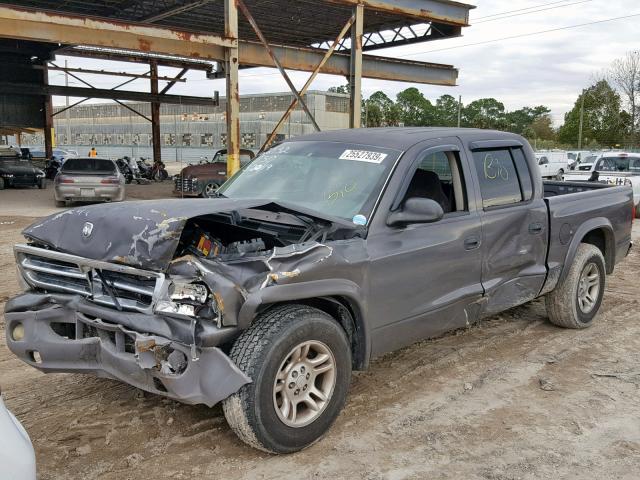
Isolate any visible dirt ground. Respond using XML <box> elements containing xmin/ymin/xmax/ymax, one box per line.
<box><xmin>1</xmin><ymin>184</ymin><xmax>639</xmax><ymax>480</ymax></box>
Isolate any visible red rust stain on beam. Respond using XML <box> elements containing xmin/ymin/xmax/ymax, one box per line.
<box><xmin>138</xmin><ymin>39</ymin><xmax>152</xmax><ymax>51</ymax></box>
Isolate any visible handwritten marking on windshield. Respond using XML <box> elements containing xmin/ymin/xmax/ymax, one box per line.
<box><xmin>327</xmin><ymin>182</ymin><xmax>358</xmax><ymax>203</ymax></box>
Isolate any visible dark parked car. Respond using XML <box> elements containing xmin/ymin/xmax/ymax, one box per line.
<box><xmin>174</xmin><ymin>148</ymin><xmax>255</xmax><ymax>197</ymax></box>
<box><xmin>5</xmin><ymin>128</ymin><xmax>633</xmax><ymax>454</ymax></box>
<box><xmin>0</xmin><ymin>146</ymin><xmax>45</xmax><ymax>190</ymax></box>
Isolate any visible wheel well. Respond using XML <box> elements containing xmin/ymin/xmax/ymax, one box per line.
<box><xmin>581</xmin><ymin>228</ymin><xmax>614</xmax><ymax>274</ymax></box>
<box><xmin>260</xmin><ymin>297</ymin><xmax>368</xmax><ymax>371</ymax></box>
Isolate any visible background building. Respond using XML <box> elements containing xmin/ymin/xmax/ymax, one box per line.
<box><xmin>21</xmin><ymin>91</ymin><xmax>350</xmax><ymax>162</ymax></box>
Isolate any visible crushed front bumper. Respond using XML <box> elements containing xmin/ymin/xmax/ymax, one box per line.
<box><xmin>4</xmin><ymin>293</ymin><xmax>250</xmax><ymax>407</ymax></box>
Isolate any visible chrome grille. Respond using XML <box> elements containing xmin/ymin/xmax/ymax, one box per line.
<box><xmin>15</xmin><ymin>244</ymin><xmax>167</xmax><ymax>314</ymax></box>
<box><xmin>174</xmin><ymin>174</ymin><xmax>197</xmax><ymax>193</ymax></box>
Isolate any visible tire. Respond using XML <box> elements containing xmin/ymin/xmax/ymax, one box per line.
<box><xmin>201</xmin><ymin>182</ymin><xmax>218</xmax><ymax>198</ymax></box>
<box><xmin>0</xmin><ymin>177</ymin><xmax>4</xmax><ymax>190</ymax></box>
<box><xmin>545</xmin><ymin>243</ymin><xmax>606</xmax><ymax>329</ymax></box>
<box><xmin>55</xmin><ymin>200</ymin><xmax>65</xmax><ymax>207</ymax></box>
<box><xmin>556</xmin><ymin>169</ymin><xmax>564</xmax><ymax>181</ymax></box>
<box><xmin>38</xmin><ymin>178</ymin><xmax>46</xmax><ymax>189</ymax></box>
<box><xmin>223</xmin><ymin>305</ymin><xmax>352</xmax><ymax>454</ymax></box>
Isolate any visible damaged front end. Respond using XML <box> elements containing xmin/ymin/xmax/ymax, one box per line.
<box><xmin>5</xmin><ymin>199</ymin><xmax>359</xmax><ymax>407</ymax></box>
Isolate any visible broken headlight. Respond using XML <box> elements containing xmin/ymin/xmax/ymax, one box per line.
<box><xmin>155</xmin><ymin>281</ymin><xmax>209</xmax><ymax>317</ymax></box>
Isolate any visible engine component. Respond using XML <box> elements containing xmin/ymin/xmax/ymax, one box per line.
<box><xmin>226</xmin><ymin>238</ymin><xmax>266</xmax><ymax>255</ymax></box>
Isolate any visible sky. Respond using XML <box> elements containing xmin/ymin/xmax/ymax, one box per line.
<box><xmin>50</xmin><ymin>0</ymin><xmax>640</xmax><ymax>126</ymax></box>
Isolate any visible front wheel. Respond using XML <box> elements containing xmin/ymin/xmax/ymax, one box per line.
<box><xmin>201</xmin><ymin>182</ymin><xmax>218</xmax><ymax>198</ymax></box>
<box><xmin>545</xmin><ymin>243</ymin><xmax>605</xmax><ymax>328</ymax></box>
<box><xmin>223</xmin><ymin>305</ymin><xmax>351</xmax><ymax>453</ymax></box>
<box><xmin>556</xmin><ymin>169</ymin><xmax>564</xmax><ymax>181</ymax></box>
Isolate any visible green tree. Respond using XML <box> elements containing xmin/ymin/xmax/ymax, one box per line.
<box><xmin>328</xmin><ymin>84</ymin><xmax>350</xmax><ymax>94</ymax></box>
<box><xmin>462</xmin><ymin>98</ymin><xmax>507</xmax><ymax>129</ymax></box>
<box><xmin>505</xmin><ymin>105</ymin><xmax>551</xmax><ymax>135</ymax></box>
<box><xmin>364</xmin><ymin>91</ymin><xmax>394</xmax><ymax>127</ymax></box>
<box><xmin>433</xmin><ymin>94</ymin><xmax>460</xmax><ymax>127</ymax></box>
<box><xmin>396</xmin><ymin>87</ymin><xmax>435</xmax><ymax>126</ymax></box>
<box><xmin>526</xmin><ymin>115</ymin><xmax>556</xmax><ymax>142</ymax></box>
<box><xmin>558</xmin><ymin>80</ymin><xmax>627</xmax><ymax>147</ymax></box>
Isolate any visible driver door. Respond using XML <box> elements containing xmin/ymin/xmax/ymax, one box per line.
<box><xmin>366</xmin><ymin>141</ymin><xmax>484</xmax><ymax>357</ymax></box>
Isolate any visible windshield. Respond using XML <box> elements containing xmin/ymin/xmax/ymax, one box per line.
<box><xmin>62</xmin><ymin>158</ymin><xmax>116</xmax><ymax>174</ymax></box>
<box><xmin>218</xmin><ymin>141</ymin><xmax>401</xmax><ymax>221</ymax></box>
<box><xmin>595</xmin><ymin>156</ymin><xmax>640</xmax><ymax>173</ymax></box>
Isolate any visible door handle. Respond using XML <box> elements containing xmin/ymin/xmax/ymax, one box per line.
<box><xmin>464</xmin><ymin>236</ymin><xmax>481</xmax><ymax>250</ymax></box>
<box><xmin>529</xmin><ymin>222</ymin><xmax>544</xmax><ymax>234</ymax></box>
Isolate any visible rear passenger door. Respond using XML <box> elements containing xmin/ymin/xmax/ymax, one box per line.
<box><xmin>469</xmin><ymin>144</ymin><xmax>548</xmax><ymax>316</ymax></box>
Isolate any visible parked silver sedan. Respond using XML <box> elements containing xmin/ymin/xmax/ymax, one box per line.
<box><xmin>54</xmin><ymin>157</ymin><xmax>125</xmax><ymax>207</ymax></box>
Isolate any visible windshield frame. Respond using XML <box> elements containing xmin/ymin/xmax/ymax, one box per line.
<box><xmin>218</xmin><ymin>140</ymin><xmax>404</xmax><ymax>224</ymax></box>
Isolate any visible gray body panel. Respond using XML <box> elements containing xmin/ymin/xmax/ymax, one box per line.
<box><xmin>5</xmin><ymin>128</ymin><xmax>634</xmax><ymax>407</ymax></box>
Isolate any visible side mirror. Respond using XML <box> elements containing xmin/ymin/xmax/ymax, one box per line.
<box><xmin>387</xmin><ymin>197</ymin><xmax>444</xmax><ymax>227</ymax></box>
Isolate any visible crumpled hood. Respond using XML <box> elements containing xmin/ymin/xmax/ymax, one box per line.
<box><xmin>22</xmin><ymin>198</ymin><xmax>268</xmax><ymax>271</ymax></box>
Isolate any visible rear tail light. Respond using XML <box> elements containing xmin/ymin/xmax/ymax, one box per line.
<box><xmin>100</xmin><ymin>177</ymin><xmax>120</xmax><ymax>184</ymax></box>
<box><xmin>56</xmin><ymin>176</ymin><xmax>74</xmax><ymax>184</ymax></box>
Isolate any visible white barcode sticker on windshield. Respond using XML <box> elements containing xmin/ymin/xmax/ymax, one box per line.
<box><xmin>339</xmin><ymin>149</ymin><xmax>388</xmax><ymax>164</ymax></box>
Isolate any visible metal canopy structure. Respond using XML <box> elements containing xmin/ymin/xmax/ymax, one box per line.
<box><xmin>0</xmin><ymin>0</ymin><xmax>474</xmax><ymax>174</ymax></box>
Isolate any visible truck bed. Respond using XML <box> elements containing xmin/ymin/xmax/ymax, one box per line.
<box><xmin>542</xmin><ymin>180</ymin><xmax>633</xmax><ymax>289</ymax></box>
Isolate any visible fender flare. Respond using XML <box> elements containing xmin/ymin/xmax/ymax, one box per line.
<box><xmin>237</xmin><ymin>279</ymin><xmax>370</xmax><ymax>368</ymax></box>
<box><xmin>559</xmin><ymin>217</ymin><xmax>615</xmax><ymax>283</ymax></box>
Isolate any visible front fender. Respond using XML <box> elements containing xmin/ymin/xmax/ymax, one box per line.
<box><xmin>237</xmin><ymin>279</ymin><xmax>370</xmax><ymax>365</ymax></box>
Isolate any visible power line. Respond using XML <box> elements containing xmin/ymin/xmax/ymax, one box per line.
<box><xmin>400</xmin><ymin>12</ymin><xmax>640</xmax><ymax>58</ymax></box>
<box><xmin>474</xmin><ymin>0</ymin><xmax>594</xmax><ymax>24</ymax></box>
<box><xmin>474</xmin><ymin>0</ymin><xmax>584</xmax><ymax>20</ymax></box>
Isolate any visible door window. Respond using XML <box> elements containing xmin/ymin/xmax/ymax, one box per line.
<box><xmin>472</xmin><ymin>149</ymin><xmax>524</xmax><ymax>208</ymax></box>
<box><xmin>401</xmin><ymin>150</ymin><xmax>467</xmax><ymax>214</ymax></box>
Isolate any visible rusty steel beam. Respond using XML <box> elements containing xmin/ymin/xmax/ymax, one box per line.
<box><xmin>349</xmin><ymin>4</ymin><xmax>364</xmax><ymax>129</ymax></box>
<box><xmin>0</xmin><ymin>5</ymin><xmax>458</xmax><ymax>86</ymax></box>
<box><xmin>0</xmin><ymin>82</ymin><xmax>219</xmax><ymax>106</ymax></box>
<box><xmin>239</xmin><ymin>41</ymin><xmax>458</xmax><ymax>85</ymax></box>
<box><xmin>225</xmin><ymin>0</ymin><xmax>241</xmax><ymax>177</ymax></box>
<box><xmin>324</xmin><ymin>0</ymin><xmax>473</xmax><ymax>26</ymax></box>
<box><xmin>38</xmin><ymin>65</ymin><xmax>187</xmax><ymax>83</ymax></box>
<box><xmin>160</xmin><ymin>68</ymin><xmax>188</xmax><ymax>95</ymax></box>
<box><xmin>260</xmin><ymin>14</ymin><xmax>356</xmax><ymax>153</ymax></box>
<box><xmin>0</xmin><ymin>5</ymin><xmax>231</xmax><ymax>59</ymax></box>
<box><xmin>43</xmin><ymin>64</ymin><xmax>53</xmax><ymax>159</ymax></box>
<box><xmin>237</xmin><ymin>0</ymin><xmax>320</xmax><ymax>132</ymax></box>
<box><xmin>150</xmin><ymin>60</ymin><xmax>162</xmax><ymax>165</ymax></box>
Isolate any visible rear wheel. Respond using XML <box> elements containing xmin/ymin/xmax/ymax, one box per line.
<box><xmin>223</xmin><ymin>305</ymin><xmax>351</xmax><ymax>453</ymax></box>
<box><xmin>55</xmin><ymin>200</ymin><xmax>65</xmax><ymax>207</ymax></box>
<box><xmin>38</xmin><ymin>178</ymin><xmax>46</xmax><ymax>189</ymax></box>
<box><xmin>556</xmin><ymin>169</ymin><xmax>564</xmax><ymax>181</ymax></box>
<box><xmin>545</xmin><ymin>243</ymin><xmax>605</xmax><ymax>328</ymax></box>
<box><xmin>0</xmin><ymin>177</ymin><xmax>4</xmax><ymax>190</ymax></box>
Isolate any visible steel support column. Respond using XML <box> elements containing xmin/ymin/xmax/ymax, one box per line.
<box><xmin>150</xmin><ymin>60</ymin><xmax>161</xmax><ymax>166</ymax></box>
<box><xmin>43</xmin><ymin>63</ymin><xmax>53</xmax><ymax>158</ymax></box>
<box><xmin>349</xmin><ymin>4</ymin><xmax>364</xmax><ymax>129</ymax></box>
<box><xmin>260</xmin><ymin>14</ymin><xmax>356</xmax><ymax>153</ymax></box>
<box><xmin>225</xmin><ymin>0</ymin><xmax>241</xmax><ymax>177</ymax></box>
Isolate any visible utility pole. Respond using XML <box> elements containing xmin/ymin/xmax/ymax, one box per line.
<box><xmin>578</xmin><ymin>93</ymin><xmax>585</xmax><ymax>149</ymax></box>
<box><xmin>457</xmin><ymin>95</ymin><xmax>462</xmax><ymax>128</ymax></box>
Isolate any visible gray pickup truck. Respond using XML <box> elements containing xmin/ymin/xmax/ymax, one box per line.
<box><xmin>5</xmin><ymin>128</ymin><xmax>633</xmax><ymax>453</ymax></box>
